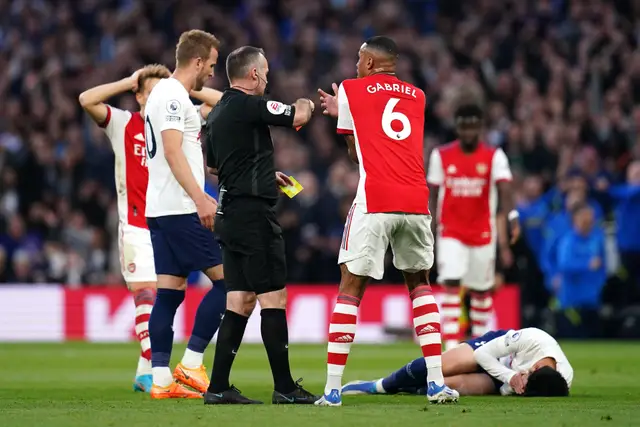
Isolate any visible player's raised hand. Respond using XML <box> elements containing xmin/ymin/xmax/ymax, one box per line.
<box><xmin>275</xmin><ymin>171</ymin><xmax>293</xmax><ymax>188</ymax></box>
<box><xmin>196</xmin><ymin>196</ymin><xmax>217</xmax><ymax>230</ymax></box>
<box><xmin>129</xmin><ymin>69</ymin><xmax>143</xmax><ymax>92</ymax></box>
<box><xmin>318</xmin><ymin>83</ymin><xmax>339</xmax><ymax>119</ymax></box>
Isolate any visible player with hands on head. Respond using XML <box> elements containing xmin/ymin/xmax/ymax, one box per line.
<box><xmin>342</xmin><ymin>327</ymin><xmax>572</xmax><ymax>398</ymax></box>
<box><xmin>315</xmin><ymin>36</ymin><xmax>459</xmax><ymax>407</ymax></box>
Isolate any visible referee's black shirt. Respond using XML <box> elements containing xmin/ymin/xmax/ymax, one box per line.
<box><xmin>204</xmin><ymin>88</ymin><xmax>296</xmax><ymax>203</ymax></box>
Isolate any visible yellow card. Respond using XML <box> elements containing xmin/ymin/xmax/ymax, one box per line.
<box><xmin>280</xmin><ymin>176</ymin><xmax>304</xmax><ymax>198</ymax></box>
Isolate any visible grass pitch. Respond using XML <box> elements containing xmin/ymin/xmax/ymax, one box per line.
<box><xmin>0</xmin><ymin>341</ymin><xmax>638</xmax><ymax>427</ymax></box>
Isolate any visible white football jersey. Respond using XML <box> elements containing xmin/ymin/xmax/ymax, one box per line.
<box><xmin>473</xmin><ymin>328</ymin><xmax>573</xmax><ymax>395</ymax></box>
<box><xmin>144</xmin><ymin>78</ymin><xmax>204</xmax><ymax>217</ymax></box>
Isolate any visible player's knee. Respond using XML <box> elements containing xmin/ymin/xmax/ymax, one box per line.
<box><xmin>227</xmin><ymin>291</ymin><xmax>256</xmax><ymax>316</ymax></box>
<box><xmin>257</xmin><ymin>288</ymin><xmax>287</xmax><ymax>310</ymax></box>
<box><xmin>204</xmin><ymin>264</ymin><xmax>224</xmax><ymax>281</ymax></box>
<box><xmin>402</xmin><ymin>270</ymin><xmax>428</xmax><ymax>290</ymax></box>
<box><xmin>339</xmin><ymin>264</ymin><xmax>368</xmax><ymax>299</ymax></box>
<box><xmin>128</xmin><ymin>281</ymin><xmax>156</xmax><ymax>292</ymax></box>
<box><xmin>157</xmin><ymin>274</ymin><xmax>187</xmax><ymax>290</ymax></box>
<box><xmin>443</xmin><ymin>279</ymin><xmax>462</xmax><ymax>287</ymax></box>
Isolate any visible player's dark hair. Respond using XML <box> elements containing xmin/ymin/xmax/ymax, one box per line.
<box><xmin>454</xmin><ymin>104</ymin><xmax>484</xmax><ymax>120</ymax></box>
<box><xmin>523</xmin><ymin>366</ymin><xmax>569</xmax><ymax>397</ymax></box>
<box><xmin>226</xmin><ymin>46</ymin><xmax>266</xmax><ymax>82</ymax></box>
<box><xmin>364</xmin><ymin>36</ymin><xmax>399</xmax><ymax>59</ymax></box>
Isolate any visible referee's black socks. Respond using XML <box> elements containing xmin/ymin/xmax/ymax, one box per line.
<box><xmin>208</xmin><ymin>310</ymin><xmax>248</xmax><ymax>393</ymax></box>
<box><xmin>261</xmin><ymin>308</ymin><xmax>297</xmax><ymax>394</ymax></box>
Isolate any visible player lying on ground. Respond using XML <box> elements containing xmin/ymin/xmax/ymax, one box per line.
<box><xmin>315</xmin><ymin>36</ymin><xmax>458</xmax><ymax>406</ymax></box>
<box><xmin>342</xmin><ymin>327</ymin><xmax>573</xmax><ymax>397</ymax></box>
<box><xmin>427</xmin><ymin>100</ymin><xmax>520</xmax><ymax>351</ymax></box>
<box><xmin>79</xmin><ymin>64</ymin><xmax>225</xmax><ymax>394</ymax></box>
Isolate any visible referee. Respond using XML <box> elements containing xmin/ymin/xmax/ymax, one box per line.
<box><xmin>203</xmin><ymin>46</ymin><xmax>317</xmax><ymax>405</ymax></box>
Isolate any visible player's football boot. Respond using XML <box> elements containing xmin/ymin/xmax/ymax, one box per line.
<box><xmin>173</xmin><ymin>363</ymin><xmax>209</xmax><ymax>393</ymax></box>
<box><xmin>341</xmin><ymin>380</ymin><xmax>380</xmax><ymax>395</ymax></box>
<box><xmin>272</xmin><ymin>378</ymin><xmax>320</xmax><ymax>404</ymax></box>
<box><xmin>426</xmin><ymin>381</ymin><xmax>459</xmax><ymax>404</ymax></box>
<box><xmin>314</xmin><ymin>389</ymin><xmax>342</xmax><ymax>407</ymax></box>
<box><xmin>204</xmin><ymin>385</ymin><xmax>263</xmax><ymax>405</ymax></box>
<box><xmin>150</xmin><ymin>382</ymin><xmax>202</xmax><ymax>399</ymax></box>
<box><xmin>133</xmin><ymin>374</ymin><xmax>153</xmax><ymax>393</ymax></box>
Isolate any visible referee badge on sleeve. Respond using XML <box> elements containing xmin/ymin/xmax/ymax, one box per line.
<box><xmin>267</xmin><ymin>101</ymin><xmax>286</xmax><ymax>115</ymax></box>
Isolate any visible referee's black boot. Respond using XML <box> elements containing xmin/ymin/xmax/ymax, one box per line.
<box><xmin>204</xmin><ymin>385</ymin><xmax>263</xmax><ymax>405</ymax></box>
<box><xmin>272</xmin><ymin>378</ymin><xmax>320</xmax><ymax>404</ymax></box>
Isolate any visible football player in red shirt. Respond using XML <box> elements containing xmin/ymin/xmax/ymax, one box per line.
<box><xmin>427</xmin><ymin>101</ymin><xmax>520</xmax><ymax>350</ymax></box>
<box><xmin>315</xmin><ymin>36</ymin><xmax>458</xmax><ymax>406</ymax></box>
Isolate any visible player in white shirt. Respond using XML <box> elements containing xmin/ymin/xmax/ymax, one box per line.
<box><xmin>342</xmin><ymin>327</ymin><xmax>572</xmax><ymax>397</ymax></box>
<box><xmin>143</xmin><ymin>30</ymin><xmax>226</xmax><ymax>399</ymax></box>
<box><xmin>79</xmin><ymin>64</ymin><xmax>223</xmax><ymax>393</ymax></box>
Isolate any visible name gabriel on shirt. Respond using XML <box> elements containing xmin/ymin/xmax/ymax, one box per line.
<box><xmin>366</xmin><ymin>82</ymin><xmax>417</xmax><ymax>98</ymax></box>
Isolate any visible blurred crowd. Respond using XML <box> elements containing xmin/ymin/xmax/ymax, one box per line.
<box><xmin>2</xmin><ymin>0</ymin><xmax>640</xmax><ymax>335</ymax></box>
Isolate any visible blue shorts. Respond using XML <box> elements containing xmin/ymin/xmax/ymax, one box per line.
<box><xmin>147</xmin><ymin>213</ymin><xmax>222</xmax><ymax>278</ymax></box>
<box><xmin>465</xmin><ymin>329</ymin><xmax>509</xmax><ymax>394</ymax></box>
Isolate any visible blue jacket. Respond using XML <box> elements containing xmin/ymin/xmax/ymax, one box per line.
<box><xmin>517</xmin><ymin>198</ymin><xmax>550</xmax><ymax>265</ymax></box>
<box><xmin>610</xmin><ymin>185</ymin><xmax>640</xmax><ymax>252</ymax></box>
<box><xmin>556</xmin><ymin>228</ymin><xmax>606</xmax><ymax>309</ymax></box>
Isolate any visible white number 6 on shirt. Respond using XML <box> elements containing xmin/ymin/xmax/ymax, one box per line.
<box><xmin>382</xmin><ymin>98</ymin><xmax>411</xmax><ymax>141</ymax></box>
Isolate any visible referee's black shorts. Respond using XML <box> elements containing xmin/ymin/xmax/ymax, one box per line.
<box><xmin>214</xmin><ymin>197</ymin><xmax>286</xmax><ymax>295</ymax></box>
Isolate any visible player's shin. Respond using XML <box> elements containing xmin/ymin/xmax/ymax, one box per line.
<box><xmin>325</xmin><ymin>294</ymin><xmax>360</xmax><ymax>395</ymax></box>
<box><xmin>208</xmin><ymin>310</ymin><xmax>248</xmax><ymax>393</ymax></box>
<box><xmin>469</xmin><ymin>291</ymin><xmax>493</xmax><ymax>338</ymax></box>
<box><xmin>148</xmin><ymin>288</ymin><xmax>185</xmax><ymax>387</ymax></box>
<box><xmin>411</xmin><ymin>285</ymin><xmax>444</xmax><ymax>386</ymax></box>
<box><xmin>182</xmin><ymin>280</ymin><xmax>226</xmax><ymax>368</ymax></box>
<box><xmin>132</xmin><ymin>287</ymin><xmax>155</xmax><ymax>375</ymax></box>
<box><xmin>440</xmin><ymin>286</ymin><xmax>463</xmax><ymax>350</ymax></box>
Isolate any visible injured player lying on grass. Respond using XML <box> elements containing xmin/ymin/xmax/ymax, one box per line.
<box><xmin>343</xmin><ymin>328</ymin><xmax>573</xmax><ymax>397</ymax></box>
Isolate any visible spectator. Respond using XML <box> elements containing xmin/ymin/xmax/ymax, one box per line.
<box><xmin>555</xmin><ymin>203</ymin><xmax>607</xmax><ymax>338</ymax></box>
<box><xmin>610</xmin><ymin>161</ymin><xmax>640</xmax><ymax>303</ymax></box>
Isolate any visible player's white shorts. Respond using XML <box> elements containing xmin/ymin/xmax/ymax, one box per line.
<box><xmin>436</xmin><ymin>237</ymin><xmax>495</xmax><ymax>291</ymax></box>
<box><xmin>118</xmin><ymin>223</ymin><xmax>157</xmax><ymax>284</ymax></box>
<box><xmin>338</xmin><ymin>203</ymin><xmax>434</xmax><ymax>280</ymax></box>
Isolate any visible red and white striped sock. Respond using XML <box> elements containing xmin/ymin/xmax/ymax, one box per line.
<box><xmin>411</xmin><ymin>285</ymin><xmax>444</xmax><ymax>386</ymax></box>
<box><xmin>133</xmin><ymin>287</ymin><xmax>155</xmax><ymax>376</ymax></box>
<box><xmin>440</xmin><ymin>286</ymin><xmax>463</xmax><ymax>350</ymax></box>
<box><xmin>325</xmin><ymin>293</ymin><xmax>360</xmax><ymax>395</ymax></box>
<box><xmin>470</xmin><ymin>291</ymin><xmax>493</xmax><ymax>338</ymax></box>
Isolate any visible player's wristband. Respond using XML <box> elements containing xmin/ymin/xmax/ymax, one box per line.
<box><xmin>508</xmin><ymin>210</ymin><xmax>520</xmax><ymax>222</ymax></box>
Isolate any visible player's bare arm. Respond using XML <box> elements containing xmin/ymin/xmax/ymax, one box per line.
<box><xmin>190</xmin><ymin>87</ymin><xmax>224</xmax><ymax>119</ymax></box>
<box><xmin>497</xmin><ymin>180</ymin><xmax>521</xmax><ymax>244</ymax></box>
<box><xmin>292</xmin><ymin>98</ymin><xmax>314</xmax><ymax>127</ymax></box>
<box><xmin>78</xmin><ymin>69</ymin><xmax>141</xmax><ymax>124</ymax></box>
<box><xmin>344</xmin><ymin>135</ymin><xmax>359</xmax><ymax>164</ymax></box>
<box><xmin>428</xmin><ymin>184</ymin><xmax>439</xmax><ymax>234</ymax></box>
<box><xmin>162</xmin><ymin>129</ymin><xmax>216</xmax><ymax>229</ymax></box>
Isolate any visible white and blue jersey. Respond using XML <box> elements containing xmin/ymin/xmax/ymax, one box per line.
<box><xmin>472</xmin><ymin>328</ymin><xmax>574</xmax><ymax>395</ymax></box>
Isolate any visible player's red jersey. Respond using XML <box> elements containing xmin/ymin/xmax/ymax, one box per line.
<box><xmin>337</xmin><ymin>74</ymin><xmax>429</xmax><ymax>214</ymax></box>
<box><xmin>427</xmin><ymin>141</ymin><xmax>512</xmax><ymax>246</ymax></box>
<box><xmin>100</xmin><ymin>105</ymin><xmax>149</xmax><ymax>229</ymax></box>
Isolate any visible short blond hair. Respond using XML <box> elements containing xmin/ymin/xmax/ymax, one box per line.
<box><xmin>176</xmin><ymin>30</ymin><xmax>221</xmax><ymax>67</ymax></box>
<box><xmin>136</xmin><ymin>64</ymin><xmax>171</xmax><ymax>92</ymax></box>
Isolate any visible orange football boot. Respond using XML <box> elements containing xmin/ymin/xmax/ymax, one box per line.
<box><xmin>150</xmin><ymin>382</ymin><xmax>202</xmax><ymax>399</ymax></box>
<box><xmin>173</xmin><ymin>363</ymin><xmax>210</xmax><ymax>394</ymax></box>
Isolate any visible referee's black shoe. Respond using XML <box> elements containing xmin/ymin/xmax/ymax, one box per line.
<box><xmin>204</xmin><ymin>385</ymin><xmax>263</xmax><ymax>405</ymax></box>
<box><xmin>272</xmin><ymin>378</ymin><xmax>320</xmax><ymax>404</ymax></box>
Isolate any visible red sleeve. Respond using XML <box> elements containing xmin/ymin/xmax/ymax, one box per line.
<box><xmin>337</xmin><ymin>128</ymin><xmax>354</xmax><ymax>135</ymax></box>
<box><xmin>98</xmin><ymin>105</ymin><xmax>112</xmax><ymax>128</ymax></box>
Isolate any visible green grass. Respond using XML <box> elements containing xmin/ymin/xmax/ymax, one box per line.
<box><xmin>0</xmin><ymin>342</ymin><xmax>638</xmax><ymax>427</ymax></box>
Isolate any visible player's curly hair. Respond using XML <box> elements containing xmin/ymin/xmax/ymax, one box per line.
<box><xmin>176</xmin><ymin>30</ymin><xmax>221</xmax><ymax>67</ymax></box>
<box><xmin>136</xmin><ymin>64</ymin><xmax>171</xmax><ymax>93</ymax></box>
